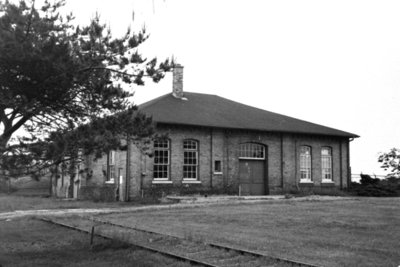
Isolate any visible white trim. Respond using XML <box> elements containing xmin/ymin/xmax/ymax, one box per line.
<box><xmin>152</xmin><ymin>180</ymin><xmax>173</xmax><ymax>184</ymax></box>
<box><xmin>321</xmin><ymin>179</ymin><xmax>335</xmax><ymax>183</ymax></box>
<box><xmin>299</xmin><ymin>179</ymin><xmax>313</xmax><ymax>183</ymax></box>
<box><xmin>238</xmin><ymin>157</ymin><xmax>265</xmax><ymax>160</ymax></box>
<box><xmin>213</xmin><ymin>172</ymin><xmax>223</xmax><ymax>175</ymax></box>
<box><xmin>105</xmin><ymin>179</ymin><xmax>115</xmax><ymax>184</ymax></box>
<box><xmin>182</xmin><ymin>179</ymin><xmax>202</xmax><ymax>184</ymax></box>
<box><xmin>238</xmin><ymin>143</ymin><xmax>265</xmax><ymax>159</ymax></box>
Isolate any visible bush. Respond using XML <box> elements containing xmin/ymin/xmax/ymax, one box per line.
<box><xmin>286</xmin><ymin>187</ymin><xmax>349</xmax><ymax>197</ymax></box>
<box><xmin>360</xmin><ymin>174</ymin><xmax>380</xmax><ymax>185</ymax></box>
<box><xmin>144</xmin><ymin>183</ymin><xmax>238</xmax><ymax>198</ymax></box>
<box><xmin>350</xmin><ymin>174</ymin><xmax>400</xmax><ymax>197</ymax></box>
<box><xmin>79</xmin><ymin>185</ymin><xmax>116</xmax><ymax>202</ymax></box>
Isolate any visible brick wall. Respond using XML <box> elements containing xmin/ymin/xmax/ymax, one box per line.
<box><xmin>81</xmin><ymin>124</ymin><xmax>352</xmax><ymax>199</ymax></box>
<box><xmin>138</xmin><ymin>125</ymin><xmax>351</xmax><ymax>196</ymax></box>
<box><xmin>83</xmin><ymin>154</ymin><xmax>107</xmax><ymax>186</ymax></box>
<box><xmin>281</xmin><ymin>134</ymin><xmax>349</xmax><ymax>193</ymax></box>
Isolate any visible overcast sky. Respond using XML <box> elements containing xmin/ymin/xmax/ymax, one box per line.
<box><xmin>62</xmin><ymin>0</ymin><xmax>400</xmax><ymax>176</ymax></box>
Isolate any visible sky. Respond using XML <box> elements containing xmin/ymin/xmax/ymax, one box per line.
<box><xmin>60</xmin><ymin>0</ymin><xmax>400</xmax><ymax>176</ymax></box>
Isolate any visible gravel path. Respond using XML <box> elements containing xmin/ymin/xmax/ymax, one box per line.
<box><xmin>0</xmin><ymin>195</ymin><xmax>357</xmax><ymax>220</ymax></box>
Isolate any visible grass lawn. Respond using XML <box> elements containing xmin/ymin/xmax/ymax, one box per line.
<box><xmin>98</xmin><ymin>197</ymin><xmax>400</xmax><ymax>267</ymax></box>
<box><xmin>0</xmin><ymin>218</ymin><xmax>192</xmax><ymax>267</ymax></box>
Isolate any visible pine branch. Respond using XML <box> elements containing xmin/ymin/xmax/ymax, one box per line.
<box><xmin>78</xmin><ymin>66</ymin><xmax>151</xmax><ymax>77</ymax></box>
<box><xmin>24</xmin><ymin>0</ymin><xmax>36</xmax><ymax>42</ymax></box>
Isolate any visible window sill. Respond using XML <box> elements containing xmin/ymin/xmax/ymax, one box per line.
<box><xmin>105</xmin><ymin>179</ymin><xmax>115</xmax><ymax>184</ymax></box>
<box><xmin>152</xmin><ymin>180</ymin><xmax>173</xmax><ymax>184</ymax></box>
<box><xmin>213</xmin><ymin>172</ymin><xmax>223</xmax><ymax>175</ymax></box>
<box><xmin>182</xmin><ymin>179</ymin><xmax>201</xmax><ymax>184</ymax></box>
<box><xmin>299</xmin><ymin>180</ymin><xmax>313</xmax><ymax>183</ymax></box>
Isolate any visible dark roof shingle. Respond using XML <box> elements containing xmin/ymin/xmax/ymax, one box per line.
<box><xmin>139</xmin><ymin>92</ymin><xmax>359</xmax><ymax>138</ymax></box>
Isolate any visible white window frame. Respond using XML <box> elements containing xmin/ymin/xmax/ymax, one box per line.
<box><xmin>300</xmin><ymin>146</ymin><xmax>312</xmax><ymax>182</ymax></box>
<box><xmin>183</xmin><ymin>139</ymin><xmax>199</xmax><ymax>180</ymax></box>
<box><xmin>238</xmin><ymin>143</ymin><xmax>265</xmax><ymax>160</ymax></box>
<box><xmin>153</xmin><ymin>139</ymin><xmax>170</xmax><ymax>181</ymax></box>
<box><xmin>321</xmin><ymin>147</ymin><xmax>334</xmax><ymax>183</ymax></box>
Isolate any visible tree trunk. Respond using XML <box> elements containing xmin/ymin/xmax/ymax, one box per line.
<box><xmin>0</xmin><ymin>134</ymin><xmax>12</xmax><ymax>153</ymax></box>
<box><xmin>8</xmin><ymin>177</ymin><xmax>11</xmax><ymax>194</ymax></box>
<box><xmin>49</xmin><ymin>172</ymin><xmax>53</xmax><ymax>197</ymax></box>
<box><xmin>68</xmin><ymin>176</ymin><xmax>74</xmax><ymax>198</ymax></box>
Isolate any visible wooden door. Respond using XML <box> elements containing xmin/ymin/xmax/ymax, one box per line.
<box><xmin>239</xmin><ymin>160</ymin><xmax>266</xmax><ymax>195</ymax></box>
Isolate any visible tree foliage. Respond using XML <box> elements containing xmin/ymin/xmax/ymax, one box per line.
<box><xmin>0</xmin><ymin>0</ymin><xmax>172</xmax><ymax>177</ymax></box>
<box><xmin>378</xmin><ymin>148</ymin><xmax>400</xmax><ymax>177</ymax></box>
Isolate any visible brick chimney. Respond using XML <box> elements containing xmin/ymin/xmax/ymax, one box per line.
<box><xmin>172</xmin><ymin>64</ymin><xmax>184</xmax><ymax>98</ymax></box>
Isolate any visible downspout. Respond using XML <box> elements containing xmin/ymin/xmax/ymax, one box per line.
<box><xmin>295</xmin><ymin>138</ymin><xmax>299</xmax><ymax>190</ymax></box>
<box><xmin>347</xmin><ymin>138</ymin><xmax>354</xmax><ymax>188</ymax></box>
<box><xmin>210</xmin><ymin>128</ymin><xmax>213</xmax><ymax>188</ymax></box>
<box><xmin>141</xmin><ymin>152</ymin><xmax>146</xmax><ymax>196</ymax></box>
<box><xmin>116</xmin><ymin>166</ymin><xmax>120</xmax><ymax>201</ymax></box>
<box><xmin>339</xmin><ymin>139</ymin><xmax>343</xmax><ymax>190</ymax></box>
<box><xmin>116</xmin><ymin>151</ymin><xmax>120</xmax><ymax>201</ymax></box>
<box><xmin>125</xmin><ymin>136</ymin><xmax>131</xmax><ymax>202</ymax></box>
<box><xmin>280</xmin><ymin>133</ymin><xmax>284</xmax><ymax>189</ymax></box>
<box><xmin>224</xmin><ymin>130</ymin><xmax>229</xmax><ymax>190</ymax></box>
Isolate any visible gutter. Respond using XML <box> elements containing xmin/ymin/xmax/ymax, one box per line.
<box><xmin>125</xmin><ymin>136</ymin><xmax>131</xmax><ymax>202</ymax></box>
<box><xmin>347</xmin><ymin>138</ymin><xmax>355</xmax><ymax>187</ymax></box>
<box><xmin>339</xmin><ymin>139</ymin><xmax>343</xmax><ymax>190</ymax></box>
<box><xmin>210</xmin><ymin>128</ymin><xmax>213</xmax><ymax>188</ymax></box>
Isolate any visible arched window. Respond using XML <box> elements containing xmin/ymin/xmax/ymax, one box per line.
<box><xmin>300</xmin><ymin>146</ymin><xmax>312</xmax><ymax>180</ymax></box>
<box><xmin>183</xmin><ymin>139</ymin><xmax>198</xmax><ymax>179</ymax></box>
<box><xmin>321</xmin><ymin>147</ymin><xmax>332</xmax><ymax>181</ymax></box>
<box><xmin>238</xmin><ymin>143</ymin><xmax>265</xmax><ymax>159</ymax></box>
<box><xmin>153</xmin><ymin>139</ymin><xmax>170</xmax><ymax>180</ymax></box>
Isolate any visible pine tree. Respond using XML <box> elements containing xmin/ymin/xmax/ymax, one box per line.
<box><xmin>0</xmin><ymin>0</ymin><xmax>172</xmax><ymax>178</ymax></box>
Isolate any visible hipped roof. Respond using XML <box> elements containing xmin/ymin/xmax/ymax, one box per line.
<box><xmin>139</xmin><ymin>92</ymin><xmax>359</xmax><ymax>138</ymax></box>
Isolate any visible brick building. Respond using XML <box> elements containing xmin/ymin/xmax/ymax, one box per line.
<box><xmin>69</xmin><ymin>65</ymin><xmax>358</xmax><ymax>201</ymax></box>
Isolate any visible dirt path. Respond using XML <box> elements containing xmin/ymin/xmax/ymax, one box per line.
<box><xmin>0</xmin><ymin>195</ymin><xmax>356</xmax><ymax>220</ymax></box>
<box><xmin>0</xmin><ymin>204</ymin><xmax>184</xmax><ymax>220</ymax></box>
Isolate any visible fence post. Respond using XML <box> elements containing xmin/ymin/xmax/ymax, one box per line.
<box><xmin>90</xmin><ymin>226</ymin><xmax>95</xmax><ymax>247</ymax></box>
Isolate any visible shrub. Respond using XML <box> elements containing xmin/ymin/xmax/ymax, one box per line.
<box><xmin>144</xmin><ymin>183</ymin><xmax>238</xmax><ymax>198</ymax></box>
<box><xmin>79</xmin><ymin>185</ymin><xmax>116</xmax><ymax>202</ymax></box>
<box><xmin>350</xmin><ymin>174</ymin><xmax>400</xmax><ymax>197</ymax></box>
<box><xmin>360</xmin><ymin>174</ymin><xmax>380</xmax><ymax>185</ymax></box>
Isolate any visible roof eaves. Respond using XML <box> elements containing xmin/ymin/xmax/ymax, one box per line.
<box><xmin>154</xmin><ymin>121</ymin><xmax>359</xmax><ymax>138</ymax></box>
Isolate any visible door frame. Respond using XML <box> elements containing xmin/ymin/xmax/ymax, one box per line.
<box><xmin>238</xmin><ymin>143</ymin><xmax>269</xmax><ymax>195</ymax></box>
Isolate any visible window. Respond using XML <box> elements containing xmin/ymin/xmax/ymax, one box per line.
<box><xmin>214</xmin><ymin>160</ymin><xmax>222</xmax><ymax>173</ymax></box>
<box><xmin>300</xmin><ymin>146</ymin><xmax>312</xmax><ymax>181</ymax></box>
<box><xmin>238</xmin><ymin>143</ymin><xmax>265</xmax><ymax>159</ymax></box>
<box><xmin>183</xmin><ymin>140</ymin><xmax>198</xmax><ymax>179</ymax></box>
<box><xmin>153</xmin><ymin>139</ymin><xmax>170</xmax><ymax>179</ymax></box>
<box><xmin>321</xmin><ymin>147</ymin><xmax>332</xmax><ymax>181</ymax></box>
<box><xmin>107</xmin><ymin>151</ymin><xmax>115</xmax><ymax>183</ymax></box>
